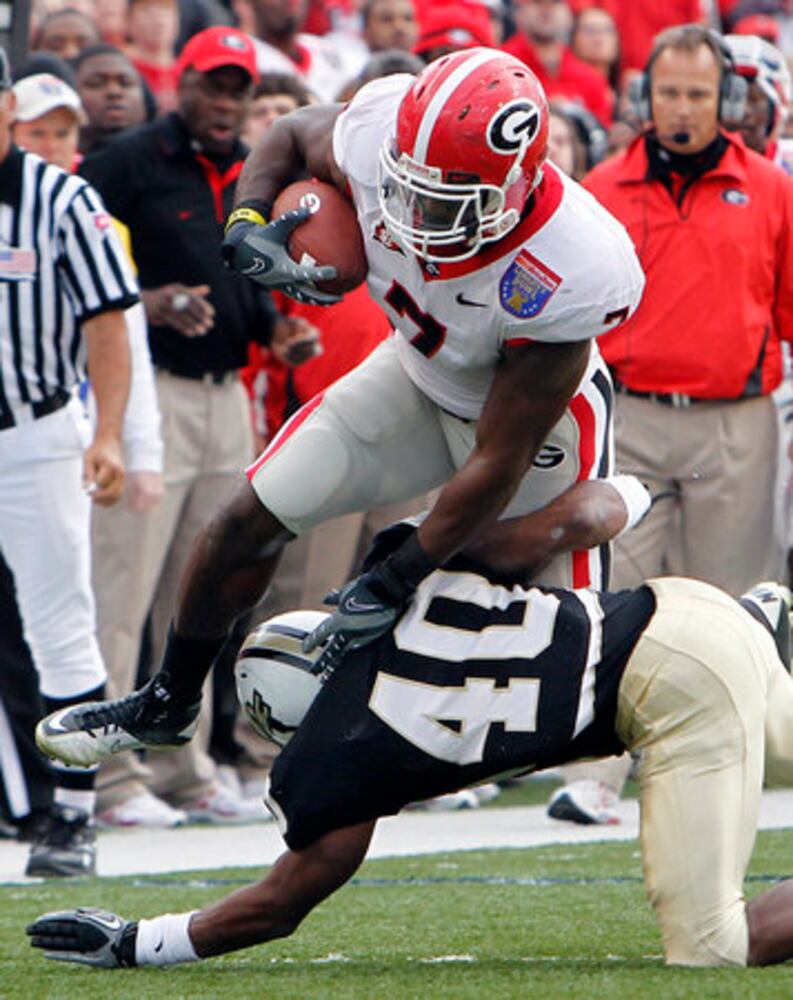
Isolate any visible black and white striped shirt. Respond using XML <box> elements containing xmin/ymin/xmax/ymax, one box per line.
<box><xmin>0</xmin><ymin>147</ymin><xmax>139</xmax><ymax>427</ymax></box>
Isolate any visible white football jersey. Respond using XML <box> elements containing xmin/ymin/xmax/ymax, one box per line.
<box><xmin>333</xmin><ymin>75</ymin><xmax>645</xmax><ymax>420</ymax></box>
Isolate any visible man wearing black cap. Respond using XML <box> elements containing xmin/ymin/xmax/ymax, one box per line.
<box><xmin>0</xmin><ymin>43</ymin><xmax>135</xmax><ymax>875</ymax></box>
<box><xmin>78</xmin><ymin>27</ymin><xmax>277</xmax><ymax>825</ymax></box>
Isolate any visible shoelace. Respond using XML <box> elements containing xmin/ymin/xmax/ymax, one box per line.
<box><xmin>77</xmin><ymin>689</ymin><xmax>156</xmax><ymax>732</ymax></box>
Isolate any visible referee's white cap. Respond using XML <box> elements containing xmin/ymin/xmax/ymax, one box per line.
<box><xmin>12</xmin><ymin>73</ymin><xmax>86</xmax><ymax>124</ymax></box>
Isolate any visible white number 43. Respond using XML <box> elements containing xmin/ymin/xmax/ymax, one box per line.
<box><xmin>369</xmin><ymin>673</ymin><xmax>540</xmax><ymax>766</ymax></box>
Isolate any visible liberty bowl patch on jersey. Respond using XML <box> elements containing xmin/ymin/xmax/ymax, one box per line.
<box><xmin>500</xmin><ymin>250</ymin><xmax>561</xmax><ymax>318</ymax></box>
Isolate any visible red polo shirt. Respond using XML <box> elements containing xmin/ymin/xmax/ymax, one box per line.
<box><xmin>585</xmin><ymin>133</ymin><xmax>793</xmax><ymax>398</ymax></box>
<box><xmin>501</xmin><ymin>34</ymin><xmax>613</xmax><ymax>126</ymax></box>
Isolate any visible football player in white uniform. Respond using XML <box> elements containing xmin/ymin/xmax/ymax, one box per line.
<box><xmin>34</xmin><ymin>48</ymin><xmax>645</xmax><ymax>766</ymax></box>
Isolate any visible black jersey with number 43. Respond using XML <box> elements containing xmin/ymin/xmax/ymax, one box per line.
<box><xmin>269</xmin><ymin>565</ymin><xmax>656</xmax><ymax>849</ymax></box>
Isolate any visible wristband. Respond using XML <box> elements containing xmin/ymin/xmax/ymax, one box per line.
<box><xmin>379</xmin><ymin>532</ymin><xmax>439</xmax><ymax>601</ymax></box>
<box><xmin>604</xmin><ymin>474</ymin><xmax>651</xmax><ymax>536</ymax></box>
<box><xmin>135</xmin><ymin>912</ymin><xmax>199</xmax><ymax>966</ymax></box>
<box><xmin>225</xmin><ymin>199</ymin><xmax>272</xmax><ymax>232</ymax></box>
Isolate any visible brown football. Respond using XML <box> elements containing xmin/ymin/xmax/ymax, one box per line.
<box><xmin>272</xmin><ymin>179</ymin><xmax>368</xmax><ymax>296</ymax></box>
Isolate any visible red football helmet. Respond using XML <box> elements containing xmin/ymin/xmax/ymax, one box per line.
<box><xmin>378</xmin><ymin>48</ymin><xmax>549</xmax><ymax>262</ymax></box>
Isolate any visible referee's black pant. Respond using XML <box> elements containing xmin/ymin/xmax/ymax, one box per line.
<box><xmin>0</xmin><ymin>553</ymin><xmax>53</xmax><ymax>825</ymax></box>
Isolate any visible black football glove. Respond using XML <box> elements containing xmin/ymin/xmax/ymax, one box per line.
<box><xmin>27</xmin><ymin>908</ymin><xmax>138</xmax><ymax>967</ymax></box>
<box><xmin>222</xmin><ymin>206</ymin><xmax>342</xmax><ymax>306</ymax></box>
<box><xmin>303</xmin><ymin>534</ymin><xmax>438</xmax><ymax>674</ymax></box>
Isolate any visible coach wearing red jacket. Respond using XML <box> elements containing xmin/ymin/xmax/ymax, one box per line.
<box><xmin>585</xmin><ymin>24</ymin><xmax>793</xmax><ymax>596</ymax></box>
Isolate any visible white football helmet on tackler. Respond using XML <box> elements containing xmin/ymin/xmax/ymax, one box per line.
<box><xmin>378</xmin><ymin>47</ymin><xmax>549</xmax><ymax>262</ymax></box>
<box><xmin>235</xmin><ymin>610</ymin><xmax>330</xmax><ymax>747</ymax></box>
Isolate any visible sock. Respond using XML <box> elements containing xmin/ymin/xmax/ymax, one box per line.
<box><xmin>159</xmin><ymin>625</ymin><xmax>226</xmax><ymax>702</ymax></box>
<box><xmin>53</xmin><ymin>788</ymin><xmax>96</xmax><ymax>815</ymax></box>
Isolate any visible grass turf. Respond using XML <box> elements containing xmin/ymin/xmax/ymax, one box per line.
<box><xmin>3</xmin><ymin>822</ymin><xmax>793</xmax><ymax>999</ymax></box>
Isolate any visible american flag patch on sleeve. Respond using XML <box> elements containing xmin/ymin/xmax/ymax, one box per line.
<box><xmin>0</xmin><ymin>246</ymin><xmax>37</xmax><ymax>282</ymax></box>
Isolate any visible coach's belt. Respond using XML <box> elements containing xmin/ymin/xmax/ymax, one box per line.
<box><xmin>157</xmin><ymin>367</ymin><xmax>238</xmax><ymax>386</ymax></box>
<box><xmin>613</xmin><ymin>381</ymin><xmax>712</xmax><ymax>409</ymax></box>
<box><xmin>0</xmin><ymin>388</ymin><xmax>71</xmax><ymax>431</ymax></box>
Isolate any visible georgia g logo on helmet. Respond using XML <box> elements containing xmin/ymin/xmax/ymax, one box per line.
<box><xmin>487</xmin><ymin>99</ymin><xmax>542</xmax><ymax>155</ymax></box>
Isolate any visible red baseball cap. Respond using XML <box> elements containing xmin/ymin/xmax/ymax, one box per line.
<box><xmin>414</xmin><ymin>3</ymin><xmax>495</xmax><ymax>57</ymax></box>
<box><xmin>177</xmin><ymin>26</ymin><xmax>259</xmax><ymax>82</ymax></box>
<box><xmin>732</xmin><ymin>15</ymin><xmax>781</xmax><ymax>44</ymax></box>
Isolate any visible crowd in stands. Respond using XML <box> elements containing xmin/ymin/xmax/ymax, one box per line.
<box><xmin>1</xmin><ymin>0</ymin><xmax>793</xmax><ymax>875</ymax></box>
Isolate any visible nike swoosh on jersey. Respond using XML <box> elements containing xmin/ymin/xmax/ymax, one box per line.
<box><xmin>455</xmin><ymin>292</ymin><xmax>487</xmax><ymax>308</ymax></box>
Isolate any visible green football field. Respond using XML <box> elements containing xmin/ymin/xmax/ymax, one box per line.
<box><xmin>4</xmin><ymin>819</ymin><xmax>793</xmax><ymax>999</ymax></box>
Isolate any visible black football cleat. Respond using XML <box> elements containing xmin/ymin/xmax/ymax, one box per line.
<box><xmin>25</xmin><ymin>805</ymin><xmax>97</xmax><ymax>878</ymax></box>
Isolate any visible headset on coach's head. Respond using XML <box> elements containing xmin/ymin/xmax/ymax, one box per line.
<box><xmin>628</xmin><ymin>26</ymin><xmax>748</xmax><ymax>128</ymax></box>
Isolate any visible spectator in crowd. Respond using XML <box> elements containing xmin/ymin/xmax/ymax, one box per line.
<box><xmin>244</xmin><ymin>0</ymin><xmax>356</xmax><ymax>101</ymax></box>
<box><xmin>241</xmin><ymin>70</ymin><xmax>312</xmax><ymax>148</ymax></box>
<box><xmin>125</xmin><ymin>0</ymin><xmax>181</xmax><ymax>112</ymax></box>
<box><xmin>73</xmin><ymin>45</ymin><xmax>149</xmax><ymax>153</ymax></box>
<box><xmin>548</xmin><ymin>97</ymin><xmax>608</xmax><ymax>175</ymax></box>
<box><xmin>94</xmin><ymin>0</ymin><xmax>131</xmax><ymax>46</ymax></box>
<box><xmin>79</xmin><ymin>26</ymin><xmax>276</xmax><ymax>826</ymax></box>
<box><xmin>503</xmin><ymin>0</ymin><xmax>613</xmax><ymax>125</ymax></box>
<box><xmin>548</xmin><ymin>101</ymin><xmax>592</xmax><ymax>178</ymax></box>
<box><xmin>176</xmin><ymin>0</ymin><xmax>236</xmax><ymax>52</ymax></box>
<box><xmin>413</xmin><ymin>2</ymin><xmax>495</xmax><ymax>63</ymax></box>
<box><xmin>0</xmin><ymin>43</ymin><xmax>136</xmax><ymax>875</ymax></box>
<box><xmin>31</xmin><ymin>7</ymin><xmax>102</xmax><ymax>62</ymax></box>
<box><xmin>11</xmin><ymin>72</ymin><xmax>86</xmax><ymax>169</ymax></box>
<box><xmin>362</xmin><ymin>0</ymin><xmax>418</xmax><ymax>54</ymax></box>
<box><xmin>609</xmin><ymin>0</ymin><xmax>707</xmax><ymax>73</ymax></box>
<box><xmin>547</xmin><ymin>23</ymin><xmax>793</xmax><ymax>827</ymax></box>
<box><xmin>570</xmin><ymin>3</ymin><xmax>620</xmax><ymax>98</ymax></box>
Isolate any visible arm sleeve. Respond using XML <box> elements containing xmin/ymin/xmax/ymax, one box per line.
<box><xmin>121</xmin><ymin>301</ymin><xmax>164</xmax><ymax>473</ymax></box>
<box><xmin>57</xmin><ymin>182</ymin><xmax>139</xmax><ymax>322</ymax></box>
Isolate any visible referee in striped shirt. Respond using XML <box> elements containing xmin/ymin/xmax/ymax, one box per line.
<box><xmin>0</xmin><ymin>45</ymin><xmax>137</xmax><ymax>877</ymax></box>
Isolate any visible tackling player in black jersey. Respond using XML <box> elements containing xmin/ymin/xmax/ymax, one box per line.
<box><xmin>28</xmin><ymin>478</ymin><xmax>793</xmax><ymax>969</ymax></box>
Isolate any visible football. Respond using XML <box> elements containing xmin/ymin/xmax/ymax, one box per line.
<box><xmin>235</xmin><ymin>610</ymin><xmax>329</xmax><ymax>747</ymax></box>
<box><xmin>272</xmin><ymin>179</ymin><xmax>368</xmax><ymax>296</ymax></box>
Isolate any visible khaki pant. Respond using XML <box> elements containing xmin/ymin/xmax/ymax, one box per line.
<box><xmin>618</xmin><ymin>577</ymin><xmax>793</xmax><ymax>966</ymax></box>
<box><xmin>612</xmin><ymin>393</ymin><xmax>784</xmax><ymax>596</ymax></box>
<box><xmin>92</xmin><ymin>372</ymin><xmax>254</xmax><ymax>809</ymax></box>
<box><xmin>559</xmin><ymin>392</ymin><xmax>786</xmax><ymax>798</ymax></box>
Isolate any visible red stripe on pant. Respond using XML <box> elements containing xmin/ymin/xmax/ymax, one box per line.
<box><xmin>569</xmin><ymin>391</ymin><xmax>597</xmax><ymax>588</ymax></box>
<box><xmin>246</xmin><ymin>391</ymin><xmax>325</xmax><ymax>482</ymax></box>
